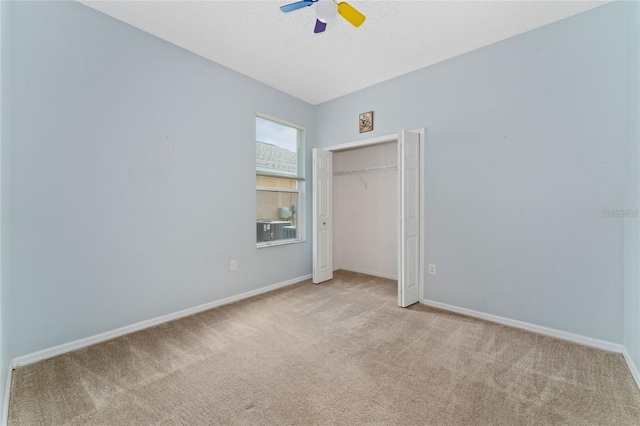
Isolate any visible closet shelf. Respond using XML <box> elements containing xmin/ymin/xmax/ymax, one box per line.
<box><xmin>333</xmin><ymin>165</ymin><xmax>398</xmax><ymax>176</ymax></box>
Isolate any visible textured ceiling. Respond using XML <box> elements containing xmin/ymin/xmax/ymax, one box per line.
<box><xmin>79</xmin><ymin>0</ymin><xmax>608</xmax><ymax>105</ymax></box>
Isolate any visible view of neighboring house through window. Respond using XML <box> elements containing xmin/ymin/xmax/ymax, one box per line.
<box><xmin>256</xmin><ymin>114</ymin><xmax>304</xmax><ymax>246</ymax></box>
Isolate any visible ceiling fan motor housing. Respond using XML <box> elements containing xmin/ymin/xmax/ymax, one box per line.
<box><xmin>316</xmin><ymin>0</ymin><xmax>338</xmax><ymax>23</ymax></box>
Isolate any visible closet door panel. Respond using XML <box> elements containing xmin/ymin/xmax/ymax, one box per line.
<box><xmin>399</xmin><ymin>130</ymin><xmax>421</xmax><ymax>307</ymax></box>
<box><xmin>313</xmin><ymin>149</ymin><xmax>333</xmax><ymax>284</ymax></box>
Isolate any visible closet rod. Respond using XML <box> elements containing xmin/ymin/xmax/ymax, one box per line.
<box><xmin>333</xmin><ymin>165</ymin><xmax>397</xmax><ymax>176</ymax></box>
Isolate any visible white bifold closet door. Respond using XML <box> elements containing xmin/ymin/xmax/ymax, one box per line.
<box><xmin>398</xmin><ymin>130</ymin><xmax>421</xmax><ymax>307</ymax></box>
<box><xmin>312</xmin><ymin>148</ymin><xmax>333</xmax><ymax>284</ymax></box>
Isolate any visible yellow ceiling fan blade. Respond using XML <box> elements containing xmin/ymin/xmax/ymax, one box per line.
<box><xmin>337</xmin><ymin>1</ymin><xmax>366</xmax><ymax>27</ymax></box>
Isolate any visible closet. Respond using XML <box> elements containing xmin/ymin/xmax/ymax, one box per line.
<box><xmin>333</xmin><ymin>141</ymin><xmax>398</xmax><ymax>280</ymax></box>
<box><xmin>313</xmin><ymin>129</ymin><xmax>423</xmax><ymax>307</ymax></box>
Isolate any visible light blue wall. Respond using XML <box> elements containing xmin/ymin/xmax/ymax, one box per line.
<box><xmin>0</xmin><ymin>0</ymin><xmax>11</xmax><ymax>410</ymax></box>
<box><xmin>624</xmin><ymin>0</ymin><xmax>640</xmax><ymax>369</ymax></box>
<box><xmin>6</xmin><ymin>0</ymin><xmax>635</xmax><ymax>360</ymax></box>
<box><xmin>10</xmin><ymin>1</ymin><xmax>315</xmax><ymax>357</ymax></box>
<box><xmin>316</xmin><ymin>3</ymin><xmax>626</xmax><ymax>342</ymax></box>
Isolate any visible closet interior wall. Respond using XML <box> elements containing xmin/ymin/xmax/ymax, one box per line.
<box><xmin>333</xmin><ymin>141</ymin><xmax>398</xmax><ymax>280</ymax></box>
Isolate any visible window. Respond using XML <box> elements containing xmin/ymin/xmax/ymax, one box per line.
<box><xmin>256</xmin><ymin>114</ymin><xmax>304</xmax><ymax>246</ymax></box>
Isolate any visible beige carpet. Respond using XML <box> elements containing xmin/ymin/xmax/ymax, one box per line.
<box><xmin>8</xmin><ymin>271</ymin><xmax>640</xmax><ymax>425</ymax></box>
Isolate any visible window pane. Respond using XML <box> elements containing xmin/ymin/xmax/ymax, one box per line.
<box><xmin>256</xmin><ymin>116</ymin><xmax>298</xmax><ymax>177</ymax></box>
<box><xmin>256</xmin><ymin>190</ymin><xmax>298</xmax><ymax>243</ymax></box>
<box><xmin>256</xmin><ymin>176</ymin><xmax>297</xmax><ymax>190</ymax></box>
<box><xmin>256</xmin><ymin>114</ymin><xmax>303</xmax><ymax>246</ymax></box>
<box><xmin>256</xmin><ymin>191</ymin><xmax>298</xmax><ymax>222</ymax></box>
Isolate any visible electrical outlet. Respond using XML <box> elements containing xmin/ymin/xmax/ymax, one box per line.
<box><xmin>230</xmin><ymin>260</ymin><xmax>237</xmax><ymax>271</ymax></box>
<box><xmin>429</xmin><ymin>264</ymin><xmax>436</xmax><ymax>275</ymax></box>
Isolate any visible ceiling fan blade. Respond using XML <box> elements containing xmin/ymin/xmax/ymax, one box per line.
<box><xmin>314</xmin><ymin>19</ymin><xmax>327</xmax><ymax>33</ymax></box>
<box><xmin>337</xmin><ymin>2</ymin><xmax>366</xmax><ymax>27</ymax></box>
<box><xmin>280</xmin><ymin>0</ymin><xmax>316</xmax><ymax>13</ymax></box>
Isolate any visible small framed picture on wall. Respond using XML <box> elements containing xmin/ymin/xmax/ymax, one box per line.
<box><xmin>359</xmin><ymin>111</ymin><xmax>373</xmax><ymax>133</ymax></box>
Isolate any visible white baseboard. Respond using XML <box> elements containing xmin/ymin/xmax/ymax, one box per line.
<box><xmin>623</xmin><ymin>346</ymin><xmax>640</xmax><ymax>390</ymax></box>
<box><xmin>2</xmin><ymin>363</ymin><xmax>11</xmax><ymax>426</ymax></box>
<box><xmin>421</xmin><ymin>299</ymin><xmax>623</xmax><ymax>353</ymax></box>
<box><xmin>337</xmin><ymin>267</ymin><xmax>397</xmax><ymax>281</ymax></box>
<box><xmin>12</xmin><ymin>274</ymin><xmax>312</xmax><ymax>368</ymax></box>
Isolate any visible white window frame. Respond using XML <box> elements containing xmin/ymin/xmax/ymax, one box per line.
<box><xmin>256</xmin><ymin>113</ymin><xmax>305</xmax><ymax>248</ymax></box>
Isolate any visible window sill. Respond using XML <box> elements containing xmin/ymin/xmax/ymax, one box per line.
<box><xmin>257</xmin><ymin>239</ymin><xmax>306</xmax><ymax>249</ymax></box>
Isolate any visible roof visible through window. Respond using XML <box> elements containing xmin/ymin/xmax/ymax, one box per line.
<box><xmin>256</xmin><ymin>116</ymin><xmax>298</xmax><ymax>177</ymax></box>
